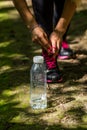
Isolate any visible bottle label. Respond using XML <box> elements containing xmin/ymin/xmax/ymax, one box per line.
<box><xmin>32</xmin><ymin>73</ymin><xmax>45</xmax><ymax>87</ymax></box>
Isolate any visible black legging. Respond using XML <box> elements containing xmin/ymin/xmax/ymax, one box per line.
<box><xmin>32</xmin><ymin>0</ymin><xmax>69</xmax><ymax>40</ymax></box>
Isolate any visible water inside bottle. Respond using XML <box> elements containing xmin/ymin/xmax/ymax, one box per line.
<box><xmin>30</xmin><ymin>93</ymin><xmax>47</xmax><ymax>109</ymax></box>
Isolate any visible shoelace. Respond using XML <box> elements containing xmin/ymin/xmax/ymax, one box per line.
<box><xmin>42</xmin><ymin>50</ymin><xmax>57</xmax><ymax>69</ymax></box>
<box><xmin>62</xmin><ymin>41</ymin><xmax>69</xmax><ymax>49</ymax></box>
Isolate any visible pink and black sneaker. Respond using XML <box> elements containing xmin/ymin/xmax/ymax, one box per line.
<box><xmin>58</xmin><ymin>41</ymin><xmax>75</xmax><ymax>60</ymax></box>
<box><xmin>42</xmin><ymin>49</ymin><xmax>62</xmax><ymax>83</ymax></box>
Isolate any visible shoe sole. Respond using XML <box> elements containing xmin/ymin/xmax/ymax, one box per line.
<box><xmin>58</xmin><ymin>55</ymin><xmax>69</xmax><ymax>60</ymax></box>
<box><xmin>58</xmin><ymin>54</ymin><xmax>76</xmax><ymax>60</ymax></box>
<box><xmin>47</xmin><ymin>77</ymin><xmax>63</xmax><ymax>83</ymax></box>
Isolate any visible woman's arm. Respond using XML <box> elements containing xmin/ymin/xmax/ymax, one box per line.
<box><xmin>12</xmin><ymin>0</ymin><xmax>52</xmax><ymax>53</ymax></box>
<box><xmin>55</xmin><ymin>0</ymin><xmax>76</xmax><ymax>34</ymax></box>
<box><xmin>54</xmin><ymin>0</ymin><xmax>81</xmax><ymax>35</ymax></box>
<box><xmin>12</xmin><ymin>0</ymin><xmax>38</xmax><ymax>30</ymax></box>
<box><xmin>50</xmin><ymin>0</ymin><xmax>81</xmax><ymax>55</ymax></box>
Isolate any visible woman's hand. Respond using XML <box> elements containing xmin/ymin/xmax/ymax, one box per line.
<box><xmin>50</xmin><ymin>30</ymin><xmax>63</xmax><ymax>57</ymax></box>
<box><xmin>31</xmin><ymin>25</ymin><xmax>52</xmax><ymax>54</ymax></box>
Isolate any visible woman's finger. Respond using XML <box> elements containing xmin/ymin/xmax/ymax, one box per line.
<box><xmin>39</xmin><ymin>36</ymin><xmax>52</xmax><ymax>53</ymax></box>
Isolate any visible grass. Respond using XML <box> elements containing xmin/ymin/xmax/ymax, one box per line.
<box><xmin>0</xmin><ymin>0</ymin><xmax>87</xmax><ymax>130</ymax></box>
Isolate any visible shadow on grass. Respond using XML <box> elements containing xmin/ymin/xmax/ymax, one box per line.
<box><xmin>1</xmin><ymin>122</ymin><xmax>87</xmax><ymax>130</ymax></box>
<box><xmin>67</xmin><ymin>9</ymin><xmax>87</xmax><ymax>42</ymax></box>
<box><xmin>0</xmin><ymin>2</ymin><xmax>87</xmax><ymax>130</ymax></box>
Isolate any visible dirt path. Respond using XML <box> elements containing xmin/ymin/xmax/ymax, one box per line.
<box><xmin>0</xmin><ymin>0</ymin><xmax>87</xmax><ymax>129</ymax></box>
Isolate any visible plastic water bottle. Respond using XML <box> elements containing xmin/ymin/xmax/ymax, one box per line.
<box><xmin>30</xmin><ymin>56</ymin><xmax>47</xmax><ymax>109</ymax></box>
